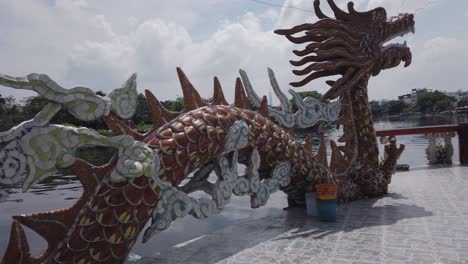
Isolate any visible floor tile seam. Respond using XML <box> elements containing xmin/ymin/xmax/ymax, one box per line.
<box><xmin>328</xmin><ymin>204</ymin><xmax>360</xmax><ymax>264</ymax></box>
<box><xmin>418</xmin><ymin>168</ymin><xmax>467</xmax><ymax>262</ymax></box>
<box><xmin>408</xmin><ymin>179</ymin><xmax>438</xmax><ymax>263</ymax></box>
<box><xmin>435</xmin><ymin>169</ymin><xmax>468</xmax><ymax>230</ymax></box>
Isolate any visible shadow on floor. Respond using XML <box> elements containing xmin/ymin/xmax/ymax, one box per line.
<box><xmin>131</xmin><ymin>192</ymin><xmax>432</xmax><ymax>264</ymax></box>
<box><xmin>275</xmin><ymin>193</ymin><xmax>432</xmax><ymax>241</ymax></box>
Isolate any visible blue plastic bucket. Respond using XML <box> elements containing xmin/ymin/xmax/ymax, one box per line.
<box><xmin>316</xmin><ymin>198</ymin><xmax>337</xmax><ymax>222</ymax></box>
<box><xmin>305</xmin><ymin>192</ymin><xmax>318</xmax><ymax>217</ymax></box>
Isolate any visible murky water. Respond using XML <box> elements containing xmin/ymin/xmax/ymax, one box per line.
<box><xmin>0</xmin><ymin>114</ymin><xmax>467</xmax><ymax>261</ymax></box>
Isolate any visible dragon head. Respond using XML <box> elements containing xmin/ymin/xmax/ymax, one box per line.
<box><xmin>275</xmin><ymin>0</ymin><xmax>415</xmax><ymax>100</ymax></box>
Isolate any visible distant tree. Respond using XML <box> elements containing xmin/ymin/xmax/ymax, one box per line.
<box><xmin>386</xmin><ymin>100</ymin><xmax>408</xmax><ymax>115</ymax></box>
<box><xmin>133</xmin><ymin>93</ymin><xmax>151</xmax><ymax>125</ymax></box>
<box><xmin>298</xmin><ymin>91</ymin><xmax>322</xmax><ymax>100</ymax></box>
<box><xmin>457</xmin><ymin>99</ymin><xmax>468</xmax><ymax>108</ymax></box>
<box><xmin>435</xmin><ymin>98</ymin><xmax>454</xmax><ymax>112</ymax></box>
<box><xmin>369</xmin><ymin>100</ymin><xmax>384</xmax><ymax>116</ymax></box>
<box><xmin>169</xmin><ymin>96</ymin><xmax>184</xmax><ymax>112</ymax></box>
<box><xmin>21</xmin><ymin>96</ymin><xmax>48</xmax><ymax>118</ymax></box>
<box><xmin>416</xmin><ymin>91</ymin><xmax>456</xmax><ymax>113</ymax></box>
<box><xmin>2</xmin><ymin>95</ymin><xmax>20</xmax><ymax>115</ymax></box>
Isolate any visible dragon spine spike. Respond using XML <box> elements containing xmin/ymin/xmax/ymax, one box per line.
<box><xmin>267</xmin><ymin>68</ymin><xmax>291</xmax><ymax>113</ymax></box>
<box><xmin>12</xmin><ymin>213</ymin><xmax>68</xmax><ymax>258</ymax></box>
<box><xmin>145</xmin><ymin>89</ymin><xmax>181</xmax><ymax>129</ymax></box>
<box><xmin>316</xmin><ymin>133</ymin><xmax>328</xmax><ymax>168</ymax></box>
<box><xmin>176</xmin><ymin>67</ymin><xmax>207</xmax><ymax>110</ymax></box>
<box><xmin>304</xmin><ymin>134</ymin><xmax>313</xmax><ymax>151</ymax></box>
<box><xmin>212</xmin><ymin>77</ymin><xmax>229</xmax><ymax>105</ymax></box>
<box><xmin>2</xmin><ymin>221</ymin><xmax>34</xmax><ymax>264</ymax></box>
<box><xmin>259</xmin><ymin>96</ymin><xmax>269</xmax><ymax>118</ymax></box>
<box><xmin>234</xmin><ymin>77</ymin><xmax>249</xmax><ymax>109</ymax></box>
<box><xmin>338</xmin><ymin>145</ymin><xmax>354</xmax><ymax>159</ymax></box>
<box><xmin>239</xmin><ymin>69</ymin><xmax>261</xmax><ymax>108</ymax></box>
<box><xmin>103</xmin><ymin>114</ymin><xmax>145</xmax><ymax>140</ymax></box>
<box><xmin>338</xmin><ymin>130</ymin><xmax>354</xmax><ymax>143</ymax></box>
<box><xmin>329</xmin><ymin>139</ymin><xmax>348</xmax><ymax>173</ymax></box>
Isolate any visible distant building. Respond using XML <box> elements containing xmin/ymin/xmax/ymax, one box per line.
<box><xmin>397</xmin><ymin>88</ymin><xmax>431</xmax><ymax>106</ymax></box>
<box><xmin>410</xmin><ymin>88</ymin><xmax>432</xmax><ymax>105</ymax></box>
<box><xmin>444</xmin><ymin>90</ymin><xmax>468</xmax><ymax>101</ymax></box>
<box><xmin>398</xmin><ymin>94</ymin><xmax>412</xmax><ymax>105</ymax></box>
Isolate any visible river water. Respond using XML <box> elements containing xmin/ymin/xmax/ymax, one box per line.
<box><xmin>1</xmin><ymin>114</ymin><xmax>467</xmax><ymax>261</ymax></box>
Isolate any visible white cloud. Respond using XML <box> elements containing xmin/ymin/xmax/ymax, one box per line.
<box><xmin>0</xmin><ymin>1</ymin><xmax>295</xmax><ymax>102</ymax></box>
<box><xmin>0</xmin><ymin>0</ymin><xmax>466</xmax><ymax>105</ymax></box>
<box><xmin>260</xmin><ymin>8</ymin><xmax>280</xmax><ymax>23</ymax></box>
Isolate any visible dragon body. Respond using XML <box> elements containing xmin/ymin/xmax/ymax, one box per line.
<box><xmin>2</xmin><ymin>103</ymin><xmax>328</xmax><ymax>264</ymax></box>
<box><xmin>275</xmin><ymin>0</ymin><xmax>413</xmax><ymax>201</ymax></box>
<box><xmin>0</xmin><ymin>0</ymin><xmax>414</xmax><ymax>263</ymax></box>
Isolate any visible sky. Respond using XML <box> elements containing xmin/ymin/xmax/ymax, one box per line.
<box><xmin>0</xmin><ymin>0</ymin><xmax>467</xmax><ymax>104</ymax></box>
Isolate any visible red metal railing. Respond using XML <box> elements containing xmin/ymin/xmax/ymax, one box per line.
<box><xmin>375</xmin><ymin>123</ymin><xmax>468</xmax><ymax>165</ymax></box>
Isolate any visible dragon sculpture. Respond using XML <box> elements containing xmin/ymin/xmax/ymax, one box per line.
<box><xmin>0</xmin><ymin>0</ymin><xmax>413</xmax><ymax>263</ymax></box>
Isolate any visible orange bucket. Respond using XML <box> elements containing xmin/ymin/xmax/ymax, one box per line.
<box><xmin>315</xmin><ymin>183</ymin><xmax>337</xmax><ymax>200</ymax></box>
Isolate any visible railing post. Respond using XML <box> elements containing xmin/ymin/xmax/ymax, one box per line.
<box><xmin>426</xmin><ymin>134</ymin><xmax>438</xmax><ymax>164</ymax></box>
<box><xmin>459</xmin><ymin>123</ymin><xmax>468</xmax><ymax>165</ymax></box>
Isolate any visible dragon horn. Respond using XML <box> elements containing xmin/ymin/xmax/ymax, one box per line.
<box><xmin>239</xmin><ymin>69</ymin><xmax>261</xmax><ymax>108</ymax></box>
<box><xmin>259</xmin><ymin>96</ymin><xmax>269</xmax><ymax>118</ymax></box>
<box><xmin>145</xmin><ymin>89</ymin><xmax>181</xmax><ymax>129</ymax></box>
<box><xmin>268</xmin><ymin>68</ymin><xmax>292</xmax><ymax>113</ymax></box>
<box><xmin>212</xmin><ymin>77</ymin><xmax>229</xmax><ymax>105</ymax></box>
<box><xmin>288</xmin><ymin>89</ymin><xmax>307</xmax><ymax>113</ymax></box>
<box><xmin>176</xmin><ymin>67</ymin><xmax>207</xmax><ymax>110</ymax></box>
<box><xmin>234</xmin><ymin>77</ymin><xmax>250</xmax><ymax>109</ymax></box>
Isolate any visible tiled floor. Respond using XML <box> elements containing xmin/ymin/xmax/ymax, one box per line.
<box><xmin>133</xmin><ymin>166</ymin><xmax>468</xmax><ymax>264</ymax></box>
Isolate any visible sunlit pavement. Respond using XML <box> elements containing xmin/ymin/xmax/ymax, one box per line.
<box><xmin>130</xmin><ymin>166</ymin><xmax>468</xmax><ymax>264</ymax></box>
